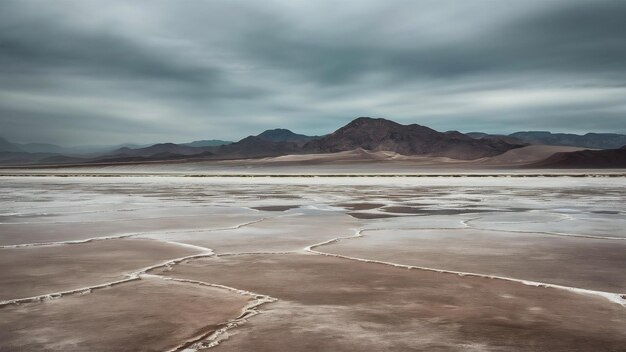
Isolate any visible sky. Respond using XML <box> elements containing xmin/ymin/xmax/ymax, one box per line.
<box><xmin>1</xmin><ymin>0</ymin><xmax>625</xmax><ymax>145</ymax></box>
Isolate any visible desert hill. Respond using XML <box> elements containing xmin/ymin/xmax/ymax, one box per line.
<box><xmin>304</xmin><ymin>117</ymin><xmax>523</xmax><ymax>160</ymax></box>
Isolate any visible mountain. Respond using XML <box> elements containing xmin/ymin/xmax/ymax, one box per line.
<box><xmin>216</xmin><ymin>136</ymin><xmax>301</xmax><ymax>158</ymax></box>
<box><xmin>304</xmin><ymin>117</ymin><xmax>523</xmax><ymax>160</ymax></box>
<box><xmin>105</xmin><ymin>143</ymin><xmax>211</xmax><ymax>158</ymax></box>
<box><xmin>0</xmin><ymin>137</ymin><xmax>156</xmax><ymax>155</ymax></box>
<box><xmin>93</xmin><ymin>151</ymin><xmax>215</xmax><ymax>164</ymax></box>
<box><xmin>182</xmin><ymin>140</ymin><xmax>232</xmax><ymax>148</ymax></box>
<box><xmin>36</xmin><ymin>155</ymin><xmax>87</xmax><ymax>164</ymax></box>
<box><xmin>466</xmin><ymin>132</ymin><xmax>527</xmax><ymax>145</ymax></box>
<box><xmin>0</xmin><ymin>151</ymin><xmax>43</xmax><ymax>165</ymax></box>
<box><xmin>0</xmin><ymin>151</ymin><xmax>86</xmax><ymax>165</ymax></box>
<box><xmin>466</xmin><ymin>132</ymin><xmax>489</xmax><ymax>139</ymax></box>
<box><xmin>478</xmin><ymin>145</ymin><xmax>586</xmax><ymax>165</ymax></box>
<box><xmin>4</xmin><ymin>118</ymin><xmax>624</xmax><ymax>167</ymax></box>
<box><xmin>509</xmin><ymin>131</ymin><xmax>626</xmax><ymax>149</ymax></box>
<box><xmin>0</xmin><ymin>138</ymin><xmax>88</xmax><ymax>165</ymax></box>
<box><xmin>0</xmin><ymin>137</ymin><xmax>22</xmax><ymax>152</ymax></box>
<box><xmin>530</xmin><ymin>146</ymin><xmax>626</xmax><ymax>168</ymax></box>
<box><xmin>17</xmin><ymin>143</ymin><xmax>74</xmax><ymax>154</ymax></box>
<box><xmin>256</xmin><ymin>129</ymin><xmax>316</xmax><ymax>144</ymax></box>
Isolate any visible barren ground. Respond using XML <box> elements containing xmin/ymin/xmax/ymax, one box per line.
<box><xmin>0</xmin><ymin>175</ymin><xmax>624</xmax><ymax>351</ymax></box>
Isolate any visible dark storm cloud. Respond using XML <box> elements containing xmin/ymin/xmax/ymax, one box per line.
<box><xmin>0</xmin><ymin>7</ymin><xmax>211</xmax><ymax>84</ymax></box>
<box><xmin>0</xmin><ymin>0</ymin><xmax>625</xmax><ymax>145</ymax></box>
<box><xmin>231</xmin><ymin>1</ymin><xmax>626</xmax><ymax>84</ymax></box>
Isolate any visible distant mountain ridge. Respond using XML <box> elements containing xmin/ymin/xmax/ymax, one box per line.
<box><xmin>216</xmin><ymin>136</ymin><xmax>301</xmax><ymax>157</ymax></box>
<box><xmin>256</xmin><ymin>129</ymin><xmax>317</xmax><ymax>144</ymax></box>
<box><xmin>2</xmin><ymin>118</ymin><xmax>626</xmax><ymax>167</ymax></box>
<box><xmin>529</xmin><ymin>145</ymin><xmax>626</xmax><ymax>168</ymax></box>
<box><xmin>208</xmin><ymin>129</ymin><xmax>316</xmax><ymax>158</ymax></box>
<box><xmin>304</xmin><ymin>117</ymin><xmax>522</xmax><ymax>160</ymax></box>
<box><xmin>105</xmin><ymin>143</ymin><xmax>212</xmax><ymax>158</ymax></box>
<box><xmin>181</xmin><ymin>140</ymin><xmax>232</xmax><ymax>148</ymax></box>
<box><xmin>0</xmin><ymin>137</ymin><xmax>22</xmax><ymax>152</ymax></box>
<box><xmin>468</xmin><ymin>131</ymin><xmax>626</xmax><ymax>149</ymax></box>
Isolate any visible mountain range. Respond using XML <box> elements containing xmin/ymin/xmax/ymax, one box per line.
<box><xmin>303</xmin><ymin>117</ymin><xmax>519</xmax><ymax>159</ymax></box>
<box><xmin>467</xmin><ymin>131</ymin><xmax>626</xmax><ymax>150</ymax></box>
<box><xmin>529</xmin><ymin>146</ymin><xmax>626</xmax><ymax>168</ymax></box>
<box><xmin>1</xmin><ymin>117</ymin><xmax>625</xmax><ymax>168</ymax></box>
<box><xmin>257</xmin><ymin>129</ymin><xmax>317</xmax><ymax>145</ymax></box>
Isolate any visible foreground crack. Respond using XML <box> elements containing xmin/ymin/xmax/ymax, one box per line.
<box><xmin>0</xmin><ymin>276</ymin><xmax>140</xmax><ymax>308</ymax></box>
<box><xmin>0</xmin><ymin>217</ymin><xmax>273</xmax><ymax>249</ymax></box>
<box><xmin>0</xmin><ymin>250</ymin><xmax>216</xmax><ymax>309</ymax></box>
<box><xmin>304</xmin><ymin>229</ymin><xmax>626</xmax><ymax>307</ymax></box>
<box><xmin>143</xmin><ymin>274</ymin><xmax>277</xmax><ymax>351</ymax></box>
<box><xmin>0</xmin><ymin>234</ymin><xmax>134</xmax><ymax>249</ymax></box>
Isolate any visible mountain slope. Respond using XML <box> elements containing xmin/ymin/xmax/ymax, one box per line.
<box><xmin>466</xmin><ymin>132</ymin><xmax>527</xmax><ymax>145</ymax></box>
<box><xmin>17</xmin><ymin>143</ymin><xmax>65</xmax><ymax>154</ymax></box>
<box><xmin>105</xmin><ymin>143</ymin><xmax>211</xmax><ymax>158</ymax></box>
<box><xmin>0</xmin><ymin>151</ymin><xmax>86</xmax><ymax>165</ymax></box>
<box><xmin>182</xmin><ymin>140</ymin><xmax>232</xmax><ymax>147</ymax></box>
<box><xmin>304</xmin><ymin>117</ymin><xmax>522</xmax><ymax>160</ymax></box>
<box><xmin>509</xmin><ymin>131</ymin><xmax>626</xmax><ymax>149</ymax></box>
<box><xmin>257</xmin><ymin>129</ymin><xmax>316</xmax><ymax>144</ymax></box>
<box><xmin>216</xmin><ymin>136</ymin><xmax>301</xmax><ymax>157</ymax></box>
<box><xmin>478</xmin><ymin>145</ymin><xmax>586</xmax><ymax>165</ymax></box>
<box><xmin>530</xmin><ymin>146</ymin><xmax>626</xmax><ymax>168</ymax></box>
<box><xmin>0</xmin><ymin>137</ymin><xmax>22</xmax><ymax>152</ymax></box>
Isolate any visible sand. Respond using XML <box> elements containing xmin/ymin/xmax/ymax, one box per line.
<box><xmin>477</xmin><ymin>145</ymin><xmax>588</xmax><ymax>165</ymax></box>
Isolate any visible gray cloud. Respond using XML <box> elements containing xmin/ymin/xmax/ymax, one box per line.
<box><xmin>0</xmin><ymin>0</ymin><xmax>625</xmax><ymax>145</ymax></box>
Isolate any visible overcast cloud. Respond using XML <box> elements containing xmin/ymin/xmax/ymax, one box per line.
<box><xmin>1</xmin><ymin>0</ymin><xmax>625</xmax><ymax>145</ymax></box>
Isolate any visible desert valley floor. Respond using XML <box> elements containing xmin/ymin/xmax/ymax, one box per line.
<box><xmin>0</xmin><ymin>175</ymin><xmax>625</xmax><ymax>351</ymax></box>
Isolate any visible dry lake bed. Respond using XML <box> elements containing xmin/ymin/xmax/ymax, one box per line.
<box><xmin>0</xmin><ymin>175</ymin><xmax>625</xmax><ymax>351</ymax></box>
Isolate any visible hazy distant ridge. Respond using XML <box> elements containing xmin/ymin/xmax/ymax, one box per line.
<box><xmin>468</xmin><ymin>131</ymin><xmax>626</xmax><ymax>150</ymax></box>
<box><xmin>1</xmin><ymin>117</ymin><xmax>626</xmax><ymax>168</ymax></box>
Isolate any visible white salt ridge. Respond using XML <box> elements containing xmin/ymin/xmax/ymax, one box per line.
<box><xmin>0</xmin><ymin>212</ymin><xmax>239</xmax><ymax>225</ymax></box>
<box><xmin>460</xmin><ymin>216</ymin><xmax>482</xmax><ymax>227</ymax></box>
<box><xmin>0</xmin><ymin>234</ymin><xmax>134</xmax><ymax>249</ymax></box>
<box><xmin>300</xmin><ymin>204</ymin><xmax>345</xmax><ymax>212</ymax></box>
<box><xmin>0</xmin><ymin>217</ymin><xmax>273</xmax><ymax>249</ymax></box>
<box><xmin>0</xmin><ymin>212</ymin><xmax>30</xmax><ymax>216</ymax></box>
<box><xmin>0</xmin><ymin>277</ymin><xmax>140</xmax><ymax>308</ymax></box>
<box><xmin>383</xmin><ymin>216</ymin><xmax>626</xmax><ymax>241</ymax></box>
<box><xmin>146</xmin><ymin>275</ymin><xmax>276</xmax><ymax>352</ymax></box>
<box><xmin>129</xmin><ymin>250</ymin><xmax>215</xmax><ymax>277</ymax></box>
<box><xmin>0</xmin><ymin>217</ymin><xmax>281</xmax><ymax>309</ymax></box>
<box><xmin>158</xmin><ymin>217</ymin><xmax>272</xmax><ymax>235</ymax></box>
<box><xmin>466</xmin><ymin>212</ymin><xmax>572</xmax><ymax>226</ymax></box>
<box><xmin>464</xmin><ymin>222</ymin><xmax>626</xmax><ymax>241</ymax></box>
<box><xmin>126</xmin><ymin>218</ymin><xmax>273</xmax><ymax>240</ymax></box>
<box><xmin>0</xmin><ymin>249</ymin><xmax>215</xmax><ymax>308</ymax></box>
<box><xmin>475</xmin><ymin>227</ymin><xmax>626</xmax><ymax>241</ymax></box>
<box><xmin>217</xmin><ymin>251</ymin><xmax>297</xmax><ymax>257</ymax></box>
<box><xmin>160</xmin><ymin>240</ymin><xmax>213</xmax><ymax>252</ymax></box>
<box><xmin>304</xmin><ymin>230</ymin><xmax>626</xmax><ymax>307</ymax></box>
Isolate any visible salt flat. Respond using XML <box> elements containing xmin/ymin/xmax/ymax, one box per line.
<box><xmin>0</xmin><ymin>238</ymin><xmax>205</xmax><ymax>300</ymax></box>
<box><xmin>157</xmin><ymin>253</ymin><xmax>626</xmax><ymax>352</ymax></box>
<box><xmin>0</xmin><ymin>277</ymin><xmax>252</xmax><ymax>352</ymax></box>
<box><xmin>0</xmin><ymin>175</ymin><xmax>624</xmax><ymax>351</ymax></box>
<box><xmin>322</xmin><ymin>228</ymin><xmax>626</xmax><ymax>292</ymax></box>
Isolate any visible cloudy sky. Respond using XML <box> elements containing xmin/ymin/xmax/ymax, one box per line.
<box><xmin>1</xmin><ymin>0</ymin><xmax>625</xmax><ymax>145</ymax></box>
